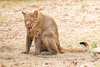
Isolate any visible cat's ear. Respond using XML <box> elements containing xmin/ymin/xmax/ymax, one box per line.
<box><xmin>34</xmin><ymin>10</ymin><xmax>38</xmax><ymax>17</ymax></box>
<box><xmin>22</xmin><ymin>12</ymin><xmax>26</xmax><ymax>16</ymax></box>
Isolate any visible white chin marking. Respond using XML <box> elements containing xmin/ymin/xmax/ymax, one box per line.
<box><xmin>26</xmin><ymin>21</ymin><xmax>30</xmax><ymax>25</ymax></box>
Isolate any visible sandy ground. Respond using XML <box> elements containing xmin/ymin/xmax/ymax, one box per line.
<box><xmin>0</xmin><ymin>0</ymin><xmax>100</xmax><ymax>67</ymax></box>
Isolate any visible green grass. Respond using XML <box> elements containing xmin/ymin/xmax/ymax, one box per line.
<box><xmin>90</xmin><ymin>41</ymin><xmax>98</xmax><ymax>49</ymax></box>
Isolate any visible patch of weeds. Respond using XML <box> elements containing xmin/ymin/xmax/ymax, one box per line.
<box><xmin>91</xmin><ymin>25</ymin><xmax>96</xmax><ymax>29</ymax></box>
<box><xmin>19</xmin><ymin>46</ymin><xmax>25</xmax><ymax>51</ymax></box>
<box><xmin>0</xmin><ymin>64</ymin><xmax>7</xmax><ymax>67</ymax></box>
<box><xmin>90</xmin><ymin>41</ymin><xmax>98</xmax><ymax>49</ymax></box>
<box><xmin>81</xmin><ymin>37</ymin><xmax>87</xmax><ymax>41</ymax></box>
<box><xmin>65</xmin><ymin>45</ymin><xmax>73</xmax><ymax>49</ymax></box>
<box><xmin>0</xmin><ymin>15</ymin><xmax>8</xmax><ymax>21</ymax></box>
<box><xmin>90</xmin><ymin>42</ymin><xmax>99</xmax><ymax>57</ymax></box>
<box><xmin>8</xmin><ymin>43</ymin><xmax>16</xmax><ymax>48</ymax></box>
<box><xmin>56</xmin><ymin>54</ymin><xmax>62</xmax><ymax>58</ymax></box>
<box><xmin>95</xmin><ymin>63</ymin><xmax>100</xmax><ymax>67</ymax></box>
<box><xmin>60</xmin><ymin>33</ymin><xmax>66</xmax><ymax>37</ymax></box>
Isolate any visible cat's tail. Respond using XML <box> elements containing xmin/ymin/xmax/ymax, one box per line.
<box><xmin>59</xmin><ymin>42</ymin><xmax>90</xmax><ymax>53</ymax></box>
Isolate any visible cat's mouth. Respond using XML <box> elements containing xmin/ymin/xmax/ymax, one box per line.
<box><xmin>26</xmin><ymin>25</ymin><xmax>32</xmax><ymax>31</ymax></box>
<box><xmin>27</xmin><ymin>27</ymin><xmax>32</xmax><ymax>30</ymax></box>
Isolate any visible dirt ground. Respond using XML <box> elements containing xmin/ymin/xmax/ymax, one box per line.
<box><xmin>0</xmin><ymin>0</ymin><xmax>100</xmax><ymax>67</ymax></box>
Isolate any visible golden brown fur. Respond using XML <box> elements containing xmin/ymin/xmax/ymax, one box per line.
<box><xmin>22</xmin><ymin>10</ymin><xmax>89</xmax><ymax>55</ymax></box>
